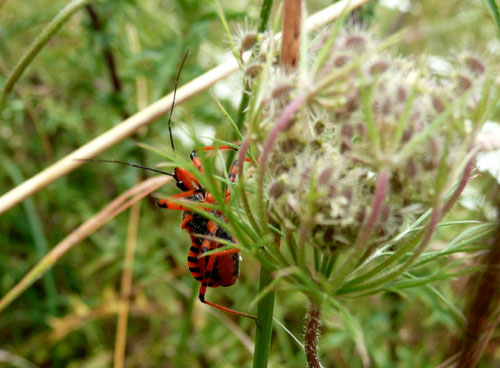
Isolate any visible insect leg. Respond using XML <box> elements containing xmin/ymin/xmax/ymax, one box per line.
<box><xmin>202</xmin><ymin>145</ymin><xmax>235</xmax><ymax>152</ymax></box>
<box><xmin>202</xmin><ymin>145</ymin><xmax>253</xmax><ymax>162</ymax></box>
<box><xmin>192</xmin><ymin>145</ymin><xmax>238</xmax><ymax>174</ymax></box>
<box><xmin>189</xmin><ymin>150</ymin><xmax>205</xmax><ymax>174</ymax></box>
<box><xmin>224</xmin><ymin>159</ymin><xmax>239</xmax><ymax>203</ymax></box>
<box><xmin>157</xmin><ymin>189</ymin><xmax>197</xmax><ymax>211</ymax></box>
<box><xmin>198</xmin><ymin>221</ymin><xmax>256</xmax><ymax>320</ymax></box>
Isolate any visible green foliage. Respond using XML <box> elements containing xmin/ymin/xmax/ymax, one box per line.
<box><xmin>1</xmin><ymin>1</ymin><xmax>499</xmax><ymax>367</ymax></box>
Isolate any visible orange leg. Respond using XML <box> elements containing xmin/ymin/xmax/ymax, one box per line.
<box><xmin>189</xmin><ymin>150</ymin><xmax>205</xmax><ymax>174</ymax></box>
<box><xmin>158</xmin><ymin>189</ymin><xmax>197</xmax><ymax>211</ymax></box>
<box><xmin>180</xmin><ymin>214</ymin><xmax>193</xmax><ymax>230</ymax></box>
<box><xmin>202</xmin><ymin>145</ymin><xmax>252</xmax><ymax>162</ymax></box>
<box><xmin>191</xmin><ymin>146</ymin><xmax>253</xmax><ymax>204</ymax></box>
<box><xmin>224</xmin><ymin>159</ymin><xmax>239</xmax><ymax>203</ymax></box>
<box><xmin>198</xmin><ymin>221</ymin><xmax>256</xmax><ymax>320</ymax></box>
<box><xmin>202</xmin><ymin>145</ymin><xmax>234</xmax><ymax>152</ymax></box>
<box><xmin>191</xmin><ymin>146</ymin><xmax>246</xmax><ymax>176</ymax></box>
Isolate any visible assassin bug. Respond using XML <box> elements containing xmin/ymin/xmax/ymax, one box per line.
<box><xmin>156</xmin><ymin>145</ymin><xmax>255</xmax><ymax>320</ymax></box>
<box><xmin>82</xmin><ymin>50</ymin><xmax>256</xmax><ymax>320</ymax></box>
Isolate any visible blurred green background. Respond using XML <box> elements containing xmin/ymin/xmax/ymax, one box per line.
<box><xmin>0</xmin><ymin>0</ymin><xmax>499</xmax><ymax>367</ymax></box>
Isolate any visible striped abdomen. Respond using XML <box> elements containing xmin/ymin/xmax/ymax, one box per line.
<box><xmin>183</xmin><ymin>211</ymin><xmax>239</xmax><ymax>287</ymax></box>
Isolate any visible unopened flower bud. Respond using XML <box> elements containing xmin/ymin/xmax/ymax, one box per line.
<box><xmin>314</xmin><ymin>120</ymin><xmax>326</xmax><ymax>135</ymax></box>
<box><xmin>280</xmin><ymin>138</ymin><xmax>298</xmax><ymax>153</ymax></box>
<box><xmin>245</xmin><ymin>64</ymin><xmax>261</xmax><ymax>79</ymax></box>
<box><xmin>424</xmin><ymin>138</ymin><xmax>440</xmax><ymax>170</ymax></box>
<box><xmin>341</xmin><ymin>124</ymin><xmax>353</xmax><ymax>139</ymax></box>
<box><xmin>319</xmin><ymin>167</ymin><xmax>333</xmax><ymax>184</ymax></box>
<box><xmin>269</xmin><ymin>180</ymin><xmax>286</xmax><ymax>199</ymax></box>
<box><xmin>240</xmin><ymin>33</ymin><xmax>258</xmax><ymax>52</ymax></box>
<box><xmin>272</xmin><ymin>83</ymin><xmax>293</xmax><ymax>100</ymax></box>
<box><xmin>397</xmin><ymin>85</ymin><xmax>408</xmax><ymax>102</ymax></box>
<box><xmin>432</xmin><ymin>95</ymin><xmax>445</xmax><ymax>113</ymax></box>
<box><xmin>464</xmin><ymin>56</ymin><xmax>485</xmax><ymax>75</ymax></box>
<box><xmin>345</xmin><ymin>34</ymin><xmax>367</xmax><ymax>51</ymax></box>
<box><xmin>369</xmin><ymin>60</ymin><xmax>390</xmax><ymax>75</ymax></box>
<box><xmin>382</xmin><ymin>96</ymin><xmax>391</xmax><ymax>115</ymax></box>
<box><xmin>456</xmin><ymin>74</ymin><xmax>473</xmax><ymax>93</ymax></box>
<box><xmin>334</xmin><ymin>54</ymin><xmax>350</xmax><ymax>67</ymax></box>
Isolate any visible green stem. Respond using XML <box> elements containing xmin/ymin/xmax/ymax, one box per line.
<box><xmin>0</xmin><ymin>0</ymin><xmax>92</xmax><ymax>115</ymax></box>
<box><xmin>484</xmin><ymin>0</ymin><xmax>500</xmax><ymax>36</ymax></box>
<box><xmin>253</xmin><ymin>266</ymin><xmax>276</xmax><ymax>368</ymax></box>
<box><xmin>235</xmin><ymin>0</ymin><xmax>274</xmax><ymax>128</ymax></box>
<box><xmin>329</xmin><ymin>168</ymin><xmax>390</xmax><ymax>293</ymax></box>
<box><xmin>228</xmin><ymin>0</ymin><xmax>274</xmax><ymax>171</ymax></box>
<box><xmin>1</xmin><ymin>156</ymin><xmax>58</xmax><ymax>314</ymax></box>
<box><xmin>257</xmin><ymin>0</ymin><xmax>274</xmax><ymax>33</ymax></box>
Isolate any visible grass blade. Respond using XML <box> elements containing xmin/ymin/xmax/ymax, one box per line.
<box><xmin>0</xmin><ymin>176</ymin><xmax>170</xmax><ymax>315</ymax></box>
<box><xmin>0</xmin><ymin>0</ymin><xmax>92</xmax><ymax>114</ymax></box>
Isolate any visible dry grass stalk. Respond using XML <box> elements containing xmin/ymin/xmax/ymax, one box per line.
<box><xmin>281</xmin><ymin>0</ymin><xmax>303</xmax><ymax>70</ymax></box>
<box><xmin>0</xmin><ymin>176</ymin><xmax>170</xmax><ymax>314</ymax></box>
<box><xmin>114</xmin><ymin>201</ymin><xmax>141</xmax><ymax>368</ymax></box>
<box><xmin>0</xmin><ymin>0</ymin><xmax>373</xmax><ymax>215</ymax></box>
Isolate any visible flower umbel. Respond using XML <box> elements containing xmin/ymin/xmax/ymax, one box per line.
<box><xmin>239</xmin><ymin>26</ymin><xmax>498</xmax><ymax>289</ymax></box>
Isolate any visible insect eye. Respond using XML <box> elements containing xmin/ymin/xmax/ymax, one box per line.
<box><xmin>176</xmin><ymin>180</ymin><xmax>188</xmax><ymax>191</ymax></box>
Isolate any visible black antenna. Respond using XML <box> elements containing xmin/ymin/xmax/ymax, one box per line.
<box><xmin>75</xmin><ymin>159</ymin><xmax>176</xmax><ymax>178</ymax></box>
<box><xmin>168</xmin><ymin>49</ymin><xmax>190</xmax><ymax>152</ymax></box>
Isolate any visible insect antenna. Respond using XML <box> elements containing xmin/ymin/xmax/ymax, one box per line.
<box><xmin>168</xmin><ymin>49</ymin><xmax>190</xmax><ymax>153</ymax></box>
<box><xmin>75</xmin><ymin>159</ymin><xmax>176</xmax><ymax>178</ymax></box>
<box><xmin>76</xmin><ymin>51</ymin><xmax>190</xmax><ymax>180</ymax></box>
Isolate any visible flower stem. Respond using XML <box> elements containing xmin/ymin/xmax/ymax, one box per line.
<box><xmin>328</xmin><ymin>168</ymin><xmax>390</xmax><ymax>293</ymax></box>
<box><xmin>235</xmin><ymin>0</ymin><xmax>274</xmax><ymax>128</ymax></box>
<box><xmin>442</xmin><ymin>155</ymin><xmax>475</xmax><ymax>215</ymax></box>
<box><xmin>281</xmin><ymin>0</ymin><xmax>303</xmax><ymax>70</ymax></box>
<box><xmin>252</xmin><ymin>266</ymin><xmax>276</xmax><ymax>368</ymax></box>
<box><xmin>305</xmin><ymin>301</ymin><xmax>323</xmax><ymax>368</ymax></box>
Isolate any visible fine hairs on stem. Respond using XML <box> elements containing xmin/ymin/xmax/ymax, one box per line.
<box><xmin>305</xmin><ymin>301</ymin><xmax>323</xmax><ymax>368</ymax></box>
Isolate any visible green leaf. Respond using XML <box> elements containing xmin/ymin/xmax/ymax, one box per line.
<box><xmin>483</xmin><ymin>0</ymin><xmax>500</xmax><ymax>36</ymax></box>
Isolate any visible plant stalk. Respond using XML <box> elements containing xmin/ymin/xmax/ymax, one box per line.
<box><xmin>281</xmin><ymin>0</ymin><xmax>303</xmax><ymax>70</ymax></box>
<box><xmin>0</xmin><ymin>0</ymin><xmax>373</xmax><ymax>215</ymax></box>
<box><xmin>0</xmin><ymin>0</ymin><xmax>92</xmax><ymax>115</ymax></box>
<box><xmin>114</xmin><ymin>201</ymin><xmax>141</xmax><ymax>368</ymax></box>
<box><xmin>252</xmin><ymin>266</ymin><xmax>276</xmax><ymax>368</ymax></box>
<box><xmin>305</xmin><ymin>301</ymin><xmax>323</xmax><ymax>368</ymax></box>
<box><xmin>0</xmin><ymin>176</ymin><xmax>170</xmax><ymax>314</ymax></box>
<box><xmin>235</xmin><ymin>0</ymin><xmax>274</xmax><ymax>129</ymax></box>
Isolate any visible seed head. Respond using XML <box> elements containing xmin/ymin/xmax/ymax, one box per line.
<box><xmin>250</xmin><ymin>26</ymin><xmax>497</xmax><ymax>255</ymax></box>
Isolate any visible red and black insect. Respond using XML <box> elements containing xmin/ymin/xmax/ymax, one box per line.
<box><xmin>157</xmin><ymin>146</ymin><xmax>255</xmax><ymax>319</ymax></box>
<box><xmin>83</xmin><ymin>51</ymin><xmax>256</xmax><ymax>320</ymax></box>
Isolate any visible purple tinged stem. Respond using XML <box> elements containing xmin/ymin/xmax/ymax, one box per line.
<box><xmin>304</xmin><ymin>301</ymin><xmax>323</xmax><ymax>368</ymax></box>
<box><xmin>329</xmin><ymin>167</ymin><xmax>390</xmax><ymax>292</ymax></box>
<box><xmin>257</xmin><ymin>93</ymin><xmax>308</xmax><ymax>208</ymax></box>
<box><xmin>355</xmin><ymin>168</ymin><xmax>389</xmax><ymax>247</ymax></box>
<box><xmin>351</xmin><ymin>205</ymin><xmax>442</xmax><ymax>291</ymax></box>
<box><xmin>342</xmin><ymin>155</ymin><xmax>476</xmax><ymax>291</ymax></box>
<box><xmin>442</xmin><ymin>155</ymin><xmax>476</xmax><ymax>215</ymax></box>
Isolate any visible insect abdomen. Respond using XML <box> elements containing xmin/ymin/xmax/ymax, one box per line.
<box><xmin>184</xmin><ymin>213</ymin><xmax>239</xmax><ymax>287</ymax></box>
